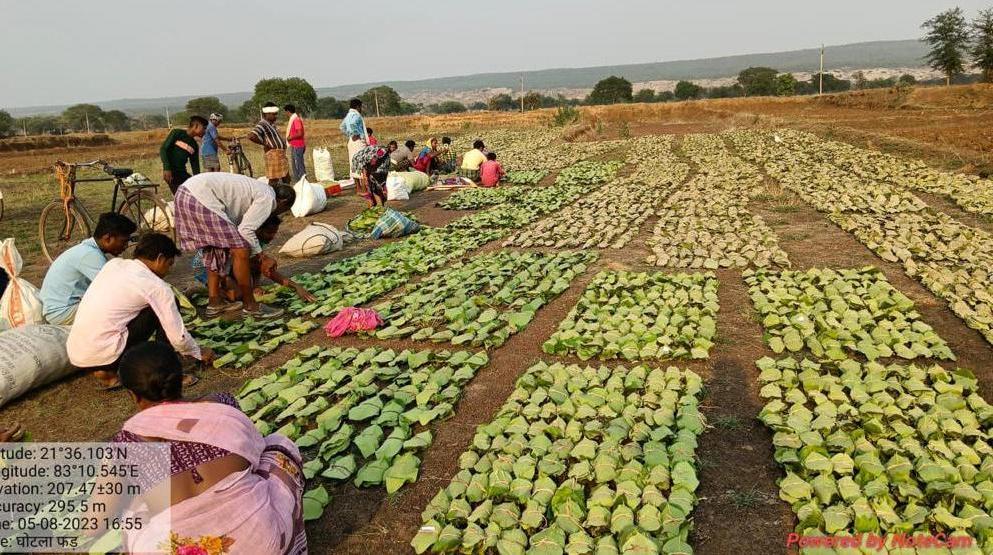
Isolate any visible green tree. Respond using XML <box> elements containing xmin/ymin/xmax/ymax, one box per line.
<box><xmin>737</xmin><ymin>67</ymin><xmax>779</xmax><ymax>96</ymax></box>
<box><xmin>657</xmin><ymin>91</ymin><xmax>676</xmax><ymax>102</ymax></box>
<box><xmin>102</xmin><ymin>110</ymin><xmax>131</xmax><ymax>132</ymax></box>
<box><xmin>358</xmin><ymin>85</ymin><xmax>416</xmax><ymax>116</ymax></box>
<box><xmin>898</xmin><ymin>73</ymin><xmax>918</xmax><ymax>86</ymax></box>
<box><xmin>432</xmin><ymin>101</ymin><xmax>468</xmax><ymax>114</ymax></box>
<box><xmin>522</xmin><ymin>92</ymin><xmax>543</xmax><ymax>111</ymax></box>
<box><xmin>134</xmin><ymin>113</ymin><xmax>168</xmax><ymax>129</ymax></box>
<box><xmin>971</xmin><ymin>8</ymin><xmax>993</xmax><ymax>82</ymax></box>
<box><xmin>248</xmin><ymin>77</ymin><xmax>318</xmax><ymax>116</ymax></box>
<box><xmin>706</xmin><ymin>84</ymin><xmax>744</xmax><ymax>98</ymax></box>
<box><xmin>587</xmin><ymin>76</ymin><xmax>633</xmax><ymax>105</ymax></box>
<box><xmin>468</xmin><ymin>101</ymin><xmax>487</xmax><ymax>110</ymax></box>
<box><xmin>313</xmin><ymin>96</ymin><xmax>348</xmax><ymax>119</ymax></box>
<box><xmin>185</xmin><ymin>96</ymin><xmax>229</xmax><ymax>119</ymax></box>
<box><xmin>775</xmin><ymin>74</ymin><xmax>798</xmax><ymax>96</ymax></box>
<box><xmin>852</xmin><ymin>71</ymin><xmax>868</xmax><ymax>90</ymax></box>
<box><xmin>0</xmin><ymin>110</ymin><xmax>14</xmax><ymax>137</ymax></box>
<box><xmin>488</xmin><ymin>93</ymin><xmax>516</xmax><ymax>111</ymax></box>
<box><xmin>62</xmin><ymin>103</ymin><xmax>105</xmax><ymax>132</ymax></box>
<box><xmin>922</xmin><ymin>7</ymin><xmax>970</xmax><ymax>85</ymax></box>
<box><xmin>633</xmin><ymin>89</ymin><xmax>656</xmax><ymax>103</ymax></box>
<box><xmin>674</xmin><ymin>81</ymin><xmax>703</xmax><ymax>101</ymax></box>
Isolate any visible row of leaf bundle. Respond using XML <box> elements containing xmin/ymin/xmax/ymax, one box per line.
<box><xmin>412</xmin><ymin>360</ymin><xmax>705</xmax><ymax>555</ymax></box>
<box><xmin>646</xmin><ymin>136</ymin><xmax>789</xmax><ymax>269</ymax></box>
<box><xmin>544</xmin><ymin>270</ymin><xmax>719</xmax><ymax>362</ymax></box>
<box><xmin>832</xmin><ymin>211</ymin><xmax>993</xmax><ymax>348</ymax></box>
<box><xmin>727</xmin><ymin>130</ymin><xmax>928</xmax><ymax>215</ymax></box>
<box><xmin>730</xmin><ymin>129</ymin><xmax>993</xmax><ymax>351</ymax></box>
<box><xmin>745</xmin><ymin>267</ymin><xmax>954</xmax><ymax>363</ymax></box>
<box><xmin>757</xmin><ymin>356</ymin><xmax>992</xmax><ymax>553</ymax></box>
<box><xmin>183</xmin><ymin>308</ymin><xmax>317</xmax><ymax>369</ymax></box>
<box><xmin>275</xmin><ymin>227</ymin><xmax>502</xmax><ymax>318</ymax></box>
<box><xmin>438</xmin><ymin>187</ymin><xmax>528</xmax><ymax>210</ymax></box>
<box><xmin>770</xmin><ymin>128</ymin><xmax>993</xmax><ymax>217</ymax></box>
<box><xmin>504</xmin><ymin>145</ymin><xmax>687</xmax><ymax>250</ymax></box>
<box><xmin>372</xmin><ymin>250</ymin><xmax>596</xmax><ymax>348</ymax></box>
<box><xmin>236</xmin><ymin>345</ymin><xmax>490</xmax><ymax>520</ymax></box>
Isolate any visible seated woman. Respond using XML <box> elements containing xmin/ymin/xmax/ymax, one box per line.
<box><xmin>109</xmin><ymin>342</ymin><xmax>307</xmax><ymax>554</ymax></box>
<box><xmin>412</xmin><ymin>137</ymin><xmax>442</xmax><ymax>175</ymax></box>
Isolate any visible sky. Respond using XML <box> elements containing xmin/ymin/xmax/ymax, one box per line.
<box><xmin>2</xmin><ymin>0</ymin><xmax>990</xmax><ymax>108</ymax></box>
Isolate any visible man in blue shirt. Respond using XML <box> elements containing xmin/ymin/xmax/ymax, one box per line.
<box><xmin>40</xmin><ymin>213</ymin><xmax>136</xmax><ymax>325</ymax></box>
<box><xmin>201</xmin><ymin>113</ymin><xmax>232</xmax><ymax>172</ymax></box>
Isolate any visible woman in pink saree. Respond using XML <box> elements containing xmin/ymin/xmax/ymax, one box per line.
<box><xmin>111</xmin><ymin>342</ymin><xmax>307</xmax><ymax>555</ymax></box>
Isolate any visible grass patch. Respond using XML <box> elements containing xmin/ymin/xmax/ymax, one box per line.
<box><xmin>781</xmin><ymin>232</ymin><xmax>810</xmax><ymax>241</ymax></box>
<box><xmin>770</xmin><ymin>204</ymin><xmax>802</xmax><ymax>214</ymax></box>
<box><xmin>727</xmin><ymin>486</ymin><xmax>763</xmax><ymax>509</ymax></box>
<box><xmin>713</xmin><ymin>415</ymin><xmax>744</xmax><ymax>431</ymax></box>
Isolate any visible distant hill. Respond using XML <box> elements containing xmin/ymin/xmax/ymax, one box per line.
<box><xmin>7</xmin><ymin>39</ymin><xmax>928</xmax><ymax>117</ymax></box>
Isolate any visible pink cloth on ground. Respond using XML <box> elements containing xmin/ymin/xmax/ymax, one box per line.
<box><xmin>324</xmin><ymin>307</ymin><xmax>383</xmax><ymax>337</ymax></box>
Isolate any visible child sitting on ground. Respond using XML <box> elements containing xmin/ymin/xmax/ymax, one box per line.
<box><xmin>479</xmin><ymin>152</ymin><xmax>505</xmax><ymax>188</ymax></box>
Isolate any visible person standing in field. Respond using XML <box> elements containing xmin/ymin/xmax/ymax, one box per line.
<box><xmin>459</xmin><ymin>139</ymin><xmax>487</xmax><ymax>181</ymax></box>
<box><xmin>201</xmin><ymin>113</ymin><xmax>232</xmax><ymax>172</ymax></box>
<box><xmin>340</xmin><ymin>98</ymin><xmax>368</xmax><ymax>182</ymax></box>
<box><xmin>247</xmin><ymin>102</ymin><xmax>290</xmax><ymax>185</ymax></box>
<box><xmin>284</xmin><ymin>104</ymin><xmax>306</xmax><ymax>182</ymax></box>
<box><xmin>160</xmin><ymin>115</ymin><xmax>207</xmax><ymax>194</ymax></box>
<box><xmin>173</xmin><ymin>172</ymin><xmax>295</xmax><ymax>319</ymax></box>
<box><xmin>479</xmin><ymin>152</ymin><xmax>506</xmax><ymax>187</ymax></box>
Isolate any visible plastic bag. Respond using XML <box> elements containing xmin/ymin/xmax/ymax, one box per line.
<box><xmin>279</xmin><ymin>223</ymin><xmax>346</xmax><ymax>258</ymax></box>
<box><xmin>386</xmin><ymin>173</ymin><xmax>411</xmax><ymax>201</ymax></box>
<box><xmin>144</xmin><ymin>201</ymin><xmax>175</xmax><ymax>232</ymax></box>
<box><xmin>290</xmin><ymin>176</ymin><xmax>328</xmax><ymax>218</ymax></box>
<box><xmin>395</xmin><ymin>171</ymin><xmax>430</xmax><ymax>191</ymax></box>
<box><xmin>324</xmin><ymin>308</ymin><xmax>382</xmax><ymax>337</ymax></box>
<box><xmin>370</xmin><ymin>208</ymin><xmax>421</xmax><ymax>239</ymax></box>
<box><xmin>0</xmin><ymin>325</ymin><xmax>73</xmax><ymax>408</ymax></box>
<box><xmin>313</xmin><ymin>147</ymin><xmax>335</xmax><ymax>182</ymax></box>
<box><xmin>0</xmin><ymin>238</ymin><xmax>44</xmax><ymax>331</ymax></box>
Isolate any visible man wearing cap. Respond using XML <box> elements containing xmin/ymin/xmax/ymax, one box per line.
<box><xmin>247</xmin><ymin>102</ymin><xmax>290</xmax><ymax>185</ymax></box>
<box><xmin>201</xmin><ymin>113</ymin><xmax>232</xmax><ymax>172</ymax></box>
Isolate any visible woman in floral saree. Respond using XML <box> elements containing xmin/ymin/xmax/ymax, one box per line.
<box><xmin>111</xmin><ymin>342</ymin><xmax>307</xmax><ymax>555</ymax></box>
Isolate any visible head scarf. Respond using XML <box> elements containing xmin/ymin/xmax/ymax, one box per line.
<box><xmin>261</xmin><ymin>105</ymin><xmax>279</xmax><ymax>114</ymax></box>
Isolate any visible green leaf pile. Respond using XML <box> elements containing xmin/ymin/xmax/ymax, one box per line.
<box><xmin>438</xmin><ymin>187</ymin><xmax>527</xmax><ymax>210</ymax></box>
<box><xmin>347</xmin><ymin>206</ymin><xmax>420</xmax><ymax>235</ymax></box>
<box><xmin>237</xmin><ymin>346</ymin><xmax>489</xmax><ymax>493</ymax></box>
<box><xmin>554</xmin><ymin>160</ymin><xmax>624</xmax><ymax>188</ymax></box>
<box><xmin>188</xmin><ymin>316</ymin><xmax>317</xmax><ymax>368</ymax></box>
<box><xmin>276</xmin><ymin>227</ymin><xmax>502</xmax><ymax>317</ymax></box>
<box><xmin>373</xmin><ymin>251</ymin><xmax>596</xmax><ymax>348</ymax></box>
<box><xmin>505</xmin><ymin>170</ymin><xmax>549</xmax><ymax>185</ymax></box>
<box><xmin>544</xmin><ymin>271</ymin><xmax>719</xmax><ymax>361</ymax></box>
<box><xmin>757</xmin><ymin>356</ymin><xmax>993</xmax><ymax>552</ymax></box>
<box><xmin>745</xmin><ymin>267</ymin><xmax>954</xmax><ymax>362</ymax></box>
<box><xmin>411</xmin><ymin>361</ymin><xmax>704</xmax><ymax>554</ymax></box>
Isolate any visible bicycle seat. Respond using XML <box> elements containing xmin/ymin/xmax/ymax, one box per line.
<box><xmin>109</xmin><ymin>167</ymin><xmax>134</xmax><ymax>178</ymax></box>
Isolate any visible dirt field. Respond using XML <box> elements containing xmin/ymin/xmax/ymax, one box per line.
<box><xmin>3</xmin><ymin>84</ymin><xmax>993</xmax><ymax>554</ymax></box>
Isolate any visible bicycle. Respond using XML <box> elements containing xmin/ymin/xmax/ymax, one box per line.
<box><xmin>226</xmin><ymin>138</ymin><xmax>254</xmax><ymax>177</ymax></box>
<box><xmin>39</xmin><ymin>160</ymin><xmax>173</xmax><ymax>263</ymax></box>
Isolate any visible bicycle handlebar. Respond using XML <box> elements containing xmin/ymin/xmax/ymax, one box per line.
<box><xmin>55</xmin><ymin>160</ymin><xmax>124</xmax><ymax>176</ymax></box>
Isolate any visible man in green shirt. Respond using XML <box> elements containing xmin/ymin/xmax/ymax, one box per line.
<box><xmin>160</xmin><ymin>115</ymin><xmax>207</xmax><ymax>194</ymax></box>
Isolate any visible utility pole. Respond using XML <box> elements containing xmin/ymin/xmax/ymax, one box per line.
<box><xmin>21</xmin><ymin>119</ymin><xmax>26</xmax><ymax>137</ymax></box>
<box><xmin>520</xmin><ymin>74</ymin><xmax>525</xmax><ymax>113</ymax></box>
<box><xmin>85</xmin><ymin>112</ymin><xmax>91</xmax><ymax>134</ymax></box>
<box><xmin>374</xmin><ymin>91</ymin><xmax>381</xmax><ymax>118</ymax></box>
<box><xmin>165</xmin><ymin>106</ymin><xmax>171</xmax><ymax>128</ymax></box>
<box><xmin>819</xmin><ymin>44</ymin><xmax>824</xmax><ymax>95</ymax></box>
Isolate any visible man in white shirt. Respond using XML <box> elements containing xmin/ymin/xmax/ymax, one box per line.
<box><xmin>67</xmin><ymin>233</ymin><xmax>214</xmax><ymax>389</ymax></box>
<box><xmin>173</xmin><ymin>172</ymin><xmax>295</xmax><ymax>319</ymax></box>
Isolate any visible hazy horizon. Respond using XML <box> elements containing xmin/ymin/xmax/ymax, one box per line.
<box><xmin>3</xmin><ymin>0</ymin><xmax>990</xmax><ymax>109</ymax></box>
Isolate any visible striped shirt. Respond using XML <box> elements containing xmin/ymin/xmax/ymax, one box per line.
<box><xmin>252</xmin><ymin>119</ymin><xmax>287</xmax><ymax>150</ymax></box>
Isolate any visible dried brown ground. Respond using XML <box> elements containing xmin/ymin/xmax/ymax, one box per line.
<box><xmin>5</xmin><ymin>86</ymin><xmax>993</xmax><ymax>554</ymax></box>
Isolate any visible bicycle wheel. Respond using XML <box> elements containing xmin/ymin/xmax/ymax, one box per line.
<box><xmin>238</xmin><ymin>152</ymin><xmax>254</xmax><ymax>177</ymax></box>
<box><xmin>39</xmin><ymin>200</ymin><xmax>91</xmax><ymax>263</ymax></box>
<box><xmin>118</xmin><ymin>190</ymin><xmax>174</xmax><ymax>256</ymax></box>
